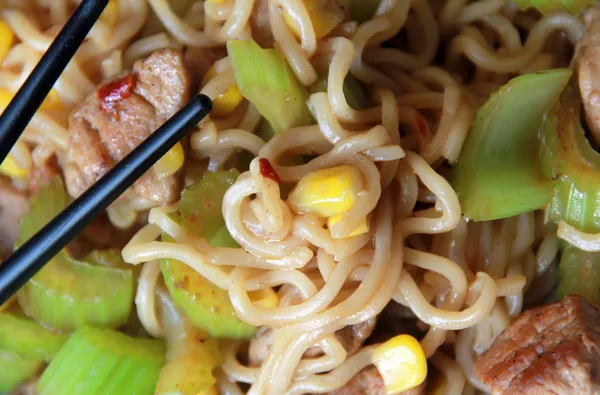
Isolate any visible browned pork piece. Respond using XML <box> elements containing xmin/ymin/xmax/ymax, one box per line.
<box><xmin>63</xmin><ymin>48</ymin><xmax>191</xmax><ymax>205</ymax></box>
<box><xmin>475</xmin><ymin>295</ymin><xmax>600</xmax><ymax>394</ymax></box>
<box><xmin>325</xmin><ymin>366</ymin><xmax>426</xmax><ymax>395</ymax></box>
<box><xmin>0</xmin><ymin>177</ymin><xmax>29</xmax><ymax>256</ymax></box>
<box><xmin>248</xmin><ymin>318</ymin><xmax>377</xmax><ymax>366</ymax></box>
<box><xmin>575</xmin><ymin>7</ymin><xmax>600</xmax><ymax>146</ymax></box>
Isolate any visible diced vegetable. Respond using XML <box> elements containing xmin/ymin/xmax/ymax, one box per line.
<box><xmin>227</xmin><ymin>39</ymin><xmax>313</xmax><ymax>134</ymax></box>
<box><xmin>161</xmin><ymin>170</ymin><xmax>256</xmax><ymax>338</ymax></box>
<box><xmin>288</xmin><ymin>165</ymin><xmax>364</xmax><ymax>217</ymax></box>
<box><xmin>0</xmin><ymin>311</ymin><xmax>66</xmax><ymax>362</ymax></box>
<box><xmin>0</xmin><ymin>153</ymin><xmax>27</xmax><ymax>178</ymax></box>
<box><xmin>452</xmin><ymin>69</ymin><xmax>572</xmax><ymax>221</ymax></box>
<box><xmin>558</xmin><ymin>244</ymin><xmax>600</xmax><ymax>303</ymax></box>
<box><xmin>310</xmin><ymin>71</ymin><xmax>370</xmax><ymax>111</ymax></box>
<box><xmin>282</xmin><ymin>0</ymin><xmax>344</xmax><ymax>39</ymax></box>
<box><xmin>176</xmin><ymin>169</ymin><xmax>239</xmax><ymax>241</ymax></box>
<box><xmin>372</xmin><ymin>334</ymin><xmax>427</xmax><ymax>394</ymax></box>
<box><xmin>327</xmin><ymin>215</ymin><xmax>369</xmax><ymax>239</ymax></box>
<box><xmin>202</xmin><ymin>65</ymin><xmax>244</xmax><ymax>117</ymax></box>
<box><xmin>99</xmin><ymin>0</ymin><xmax>119</xmax><ymax>27</ymax></box>
<box><xmin>346</xmin><ymin>0</ymin><xmax>380</xmax><ymax>23</ymax></box>
<box><xmin>539</xmin><ymin>81</ymin><xmax>600</xmax><ymax>233</ymax></box>
<box><xmin>154</xmin><ymin>141</ymin><xmax>184</xmax><ymax>179</ymax></box>
<box><xmin>0</xmin><ymin>349</ymin><xmax>41</xmax><ymax>393</ymax></box>
<box><xmin>37</xmin><ymin>326</ymin><xmax>165</xmax><ymax>395</ymax></box>
<box><xmin>511</xmin><ymin>0</ymin><xmax>593</xmax><ymax>14</ymax></box>
<box><xmin>16</xmin><ymin>178</ymin><xmax>134</xmax><ymax>332</ymax></box>
<box><xmin>155</xmin><ymin>290</ymin><xmax>223</xmax><ymax>395</ymax></box>
<box><xmin>248</xmin><ymin>288</ymin><xmax>279</xmax><ymax>308</ymax></box>
<box><xmin>0</xmin><ymin>20</ymin><xmax>14</xmax><ymax>64</ymax></box>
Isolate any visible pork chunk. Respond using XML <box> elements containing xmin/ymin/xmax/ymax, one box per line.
<box><xmin>184</xmin><ymin>46</ymin><xmax>226</xmax><ymax>90</ymax></box>
<box><xmin>475</xmin><ymin>295</ymin><xmax>600</xmax><ymax>395</ymax></box>
<box><xmin>326</xmin><ymin>366</ymin><xmax>425</xmax><ymax>395</ymax></box>
<box><xmin>0</xmin><ymin>177</ymin><xmax>28</xmax><ymax>256</ymax></box>
<box><xmin>576</xmin><ymin>7</ymin><xmax>600</xmax><ymax>146</ymax></box>
<box><xmin>248</xmin><ymin>318</ymin><xmax>377</xmax><ymax>366</ymax></box>
<box><xmin>64</xmin><ymin>48</ymin><xmax>191</xmax><ymax>204</ymax></box>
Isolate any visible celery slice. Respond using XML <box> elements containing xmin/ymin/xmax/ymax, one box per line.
<box><xmin>0</xmin><ymin>311</ymin><xmax>66</xmax><ymax>362</ymax></box>
<box><xmin>19</xmin><ymin>254</ymin><xmax>134</xmax><ymax>332</ymax></box>
<box><xmin>452</xmin><ymin>69</ymin><xmax>572</xmax><ymax>221</ymax></box>
<box><xmin>227</xmin><ymin>39</ymin><xmax>313</xmax><ymax>134</ymax></box>
<box><xmin>0</xmin><ymin>349</ymin><xmax>41</xmax><ymax>393</ymax></box>
<box><xmin>511</xmin><ymin>0</ymin><xmax>593</xmax><ymax>14</ymax></box>
<box><xmin>37</xmin><ymin>326</ymin><xmax>165</xmax><ymax>395</ymax></box>
<box><xmin>16</xmin><ymin>178</ymin><xmax>134</xmax><ymax>332</ymax></box>
<box><xmin>161</xmin><ymin>170</ymin><xmax>256</xmax><ymax>338</ymax></box>
<box><xmin>539</xmin><ymin>81</ymin><xmax>600</xmax><ymax>233</ymax></box>
<box><xmin>310</xmin><ymin>72</ymin><xmax>370</xmax><ymax>111</ymax></box>
<box><xmin>558</xmin><ymin>244</ymin><xmax>600</xmax><ymax>302</ymax></box>
<box><xmin>347</xmin><ymin>0</ymin><xmax>380</xmax><ymax>23</ymax></box>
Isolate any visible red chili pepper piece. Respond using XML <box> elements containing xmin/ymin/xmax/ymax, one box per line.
<box><xmin>259</xmin><ymin>158</ymin><xmax>281</xmax><ymax>184</ymax></box>
<box><xmin>97</xmin><ymin>74</ymin><xmax>135</xmax><ymax>111</ymax></box>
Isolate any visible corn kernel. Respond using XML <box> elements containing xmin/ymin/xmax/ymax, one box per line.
<box><xmin>372</xmin><ymin>335</ymin><xmax>427</xmax><ymax>394</ymax></box>
<box><xmin>0</xmin><ymin>20</ymin><xmax>14</xmax><ymax>64</ymax></box>
<box><xmin>327</xmin><ymin>215</ymin><xmax>369</xmax><ymax>239</ymax></box>
<box><xmin>288</xmin><ymin>165</ymin><xmax>364</xmax><ymax>217</ymax></box>
<box><xmin>100</xmin><ymin>0</ymin><xmax>119</xmax><ymax>27</ymax></box>
<box><xmin>154</xmin><ymin>142</ymin><xmax>184</xmax><ymax>179</ymax></box>
<box><xmin>201</xmin><ymin>65</ymin><xmax>243</xmax><ymax>117</ymax></box>
<box><xmin>0</xmin><ymin>88</ymin><xmax>62</xmax><ymax>113</ymax></box>
<box><xmin>249</xmin><ymin>288</ymin><xmax>279</xmax><ymax>308</ymax></box>
<box><xmin>0</xmin><ymin>154</ymin><xmax>27</xmax><ymax>178</ymax></box>
<box><xmin>282</xmin><ymin>0</ymin><xmax>344</xmax><ymax>39</ymax></box>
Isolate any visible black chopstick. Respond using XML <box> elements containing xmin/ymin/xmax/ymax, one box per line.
<box><xmin>0</xmin><ymin>94</ymin><xmax>212</xmax><ymax>304</ymax></box>
<box><xmin>0</xmin><ymin>0</ymin><xmax>109</xmax><ymax>164</ymax></box>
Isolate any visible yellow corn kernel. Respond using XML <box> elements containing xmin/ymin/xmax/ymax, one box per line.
<box><xmin>0</xmin><ymin>154</ymin><xmax>27</xmax><ymax>178</ymax></box>
<box><xmin>0</xmin><ymin>20</ymin><xmax>14</xmax><ymax>64</ymax></box>
<box><xmin>154</xmin><ymin>142</ymin><xmax>184</xmax><ymax>179</ymax></box>
<box><xmin>288</xmin><ymin>165</ymin><xmax>364</xmax><ymax>217</ymax></box>
<box><xmin>372</xmin><ymin>335</ymin><xmax>427</xmax><ymax>394</ymax></box>
<box><xmin>327</xmin><ymin>215</ymin><xmax>369</xmax><ymax>239</ymax></box>
<box><xmin>0</xmin><ymin>88</ymin><xmax>62</xmax><ymax>113</ymax></box>
<box><xmin>282</xmin><ymin>0</ymin><xmax>344</xmax><ymax>39</ymax></box>
<box><xmin>249</xmin><ymin>288</ymin><xmax>279</xmax><ymax>308</ymax></box>
<box><xmin>100</xmin><ymin>0</ymin><xmax>119</xmax><ymax>27</ymax></box>
<box><xmin>201</xmin><ymin>65</ymin><xmax>243</xmax><ymax>117</ymax></box>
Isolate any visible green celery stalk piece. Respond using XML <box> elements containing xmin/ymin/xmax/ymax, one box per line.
<box><xmin>452</xmin><ymin>69</ymin><xmax>572</xmax><ymax>221</ymax></box>
<box><xmin>37</xmin><ymin>326</ymin><xmax>165</xmax><ymax>395</ymax></box>
<box><xmin>0</xmin><ymin>311</ymin><xmax>66</xmax><ymax>362</ymax></box>
<box><xmin>161</xmin><ymin>170</ymin><xmax>256</xmax><ymax>338</ymax></box>
<box><xmin>348</xmin><ymin>0</ymin><xmax>380</xmax><ymax>23</ymax></box>
<box><xmin>0</xmin><ymin>349</ymin><xmax>41</xmax><ymax>393</ymax></box>
<box><xmin>512</xmin><ymin>0</ymin><xmax>594</xmax><ymax>14</ymax></box>
<box><xmin>539</xmin><ymin>81</ymin><xmax>600</xmax><ymax>233</ymax></box>
<box><xmin>227</xmin><ymin>39</ymin><xmax>313</xmax><ymax>134</ymax></box>
<box><xmin>309</xmin><ymin>71</ymin><xmax>370</xmax><ymax>111</ymax></box>
<box><xmin>16</xmin><ymin>178</ymin><xmax>134</xmax><ymax>332</ymax></box>
<box><xmin>558</xmin><ymin>244</ymin><xmax>600</xmax><ymax>303</ymax></box>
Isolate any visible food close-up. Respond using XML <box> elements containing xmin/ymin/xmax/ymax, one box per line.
<box><xmin>3</xmin><ymin>0</ymin><xmax>600</xmax><ymax>394</ymax></box>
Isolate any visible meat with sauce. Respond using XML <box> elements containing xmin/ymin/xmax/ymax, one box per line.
<box><xmin>475</xmin><ymin>295</ymin><xmax>600</xmax><ymax>394</ymax></box>
<box><xmin>0</xmin><ymin>177</ymin><xmax>29</xmax><ymax>256</ymax></box>
<box><xmin>575</xmin><ymin>7</ymin><xmax>600</xmax><ymax>146</ymax></box>
<box><xmin>63</xmin><ymin>48</ymin><xmax>191</xmax><ymax>205</ymax></box>
<box><xmin>184</xmin><ymin>46</ymin><xmax>226</xmax><ymax>90</ymax></box>
<box><xmin>325</xmin><ymin>366</ymin><xmax>425</xmax><ymax>395</ymax></box>
<box><xmin>248</xmin><ymin>318</ymin><xmax>377</xmax><ymax>366</ymax></box>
